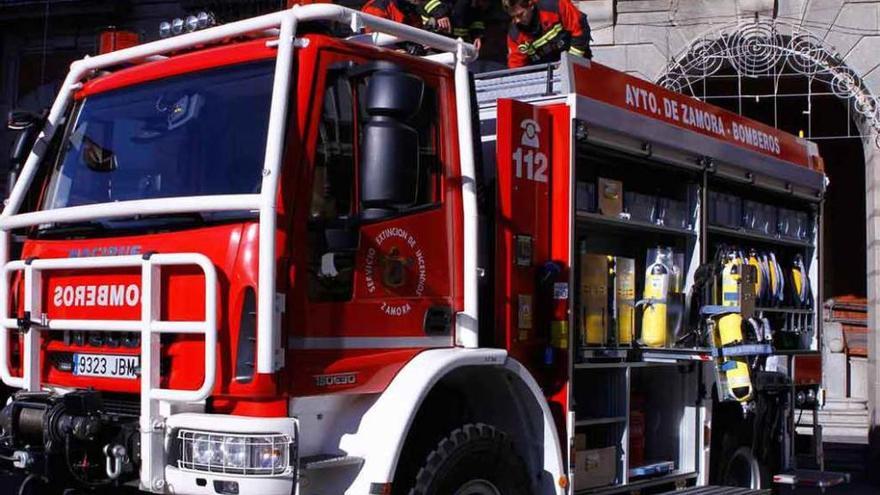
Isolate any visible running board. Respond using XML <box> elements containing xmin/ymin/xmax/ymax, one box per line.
<box><xmin>774</xmin><ymin>469</ymin><xmax>850</xmax><ymax>489</ymax></box>
<box><xmin>661</xmin><ymin>486</ymin><xmax>770</xmax><ymax>495</ymax></box>
<box><xmin>300</xmin><ymin>454</ymin><xmax>364</xmax><ymax>470</ymax></box>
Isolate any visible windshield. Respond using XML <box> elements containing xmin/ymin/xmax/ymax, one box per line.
<box><xmin>42</xmin><ymin>60</ymin><xmax>274</xmax><ymax>211</ymax></box>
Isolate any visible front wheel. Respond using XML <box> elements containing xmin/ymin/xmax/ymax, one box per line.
<box><xmin>408</xmin><ymin>423</ymin><xmax>531</xmax><ymax>495</ymax></box>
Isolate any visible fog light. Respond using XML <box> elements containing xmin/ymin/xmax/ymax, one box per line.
<box><xmin>159</xmin><ymin>21</ymin><xmax>171</xmax><ymax>38</ymax></box>
<box><xmin>214</xmin><ymin>480</ymin><xmax>239</xmax><ymax>495</ymax></box>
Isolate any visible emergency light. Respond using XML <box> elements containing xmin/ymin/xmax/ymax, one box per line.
<box><xmin>159</xmin><ymin>11</ymin><xmax>216</xmax><ymax>38</ymax></box>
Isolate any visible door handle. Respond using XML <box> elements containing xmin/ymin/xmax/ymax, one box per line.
<box><xmin>423</xmin><ymin>305</ymin><xmax>453</xmax><ymax>335</ymax></box>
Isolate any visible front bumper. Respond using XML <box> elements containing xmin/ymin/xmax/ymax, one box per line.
<box><xmin>160</xmin><ymin>413</ymin><xmax>298</xmax><ymax>495</ymax></box>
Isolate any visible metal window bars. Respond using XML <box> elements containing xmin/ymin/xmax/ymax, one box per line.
<box><xmin>0</xmin><ymin>5</ymin><xmax>479</xmax><ymax>491</ymax></box>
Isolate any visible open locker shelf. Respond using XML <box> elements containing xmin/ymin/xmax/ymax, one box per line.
<box><xmin>577</xmin><ymin>211</ymin><xmax>697</xmax><ymax>238</ymax></box>
<box><xmin>579</xmin><ymin>346</ymin><xmax>713</xmax><ymax>364</ymax></box>
<box><xmin>703</xmin><ymin>180</ymin><xmax>820</xmax><ymax>356</ymax></box>
<box><xmin>572</xmin><ymin>142</ymin><xmax>704</xmax><ymax>493</ymax></box>
<box><xmin>706</xmin><ymin>225</ymin><xmax>812</xmax><ymax>248</ymax></box>
<box><xmin>628</xmin><ymin>365</ymin><xmax>700</xmax><ymax>480</ymax></box>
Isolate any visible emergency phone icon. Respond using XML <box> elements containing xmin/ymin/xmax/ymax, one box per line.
<box><xmin>513</xmin><ymin>118</ymin><xmax>548</xmax><ymax>183</ymax></box>
<box><xmin>520</xmin><ymin>119</ymin><xmax>540</xmax><ymax>148</ymax></box>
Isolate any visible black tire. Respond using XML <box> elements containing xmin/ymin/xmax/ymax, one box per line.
<box><xmin>408</xmin><ymin>423</ymin><xmax>531</xmax><ymax>495</ymax></box>
<box><xmin>721</xmin><ymin>446</ymin><xmax>769</xmax><ymax>490</ymax></box>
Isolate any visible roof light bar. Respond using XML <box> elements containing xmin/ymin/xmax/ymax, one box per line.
<box><xmin>159</xmin><ymin>11</ymin><xmax>216</xmax><ymax>39</ymax></box>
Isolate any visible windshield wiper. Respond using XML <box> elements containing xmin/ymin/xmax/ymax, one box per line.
<box><xmin>35</xmin><ymin>220</ymin><xmax>108</xmax><ymax>237</ymax></box>
<box><xmin>33</xmin><ymin>211</ymin><xmax>257</xmax><ymax>238</ymax></box>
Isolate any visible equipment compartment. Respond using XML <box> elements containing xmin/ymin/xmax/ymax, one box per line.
<box><xmin>574</xmin><ymin>144</ymin><xmax>700</xmax><ymax>352</ymax></box>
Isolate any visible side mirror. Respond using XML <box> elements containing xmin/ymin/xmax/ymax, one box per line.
<box><xmin>7</xmin><ymin>110</ymin><xmax>43</xmax><ymax>131</ymax></box>
<box><xmin>8</xmin><ymin>110</ymin><xmax>46</xmax><ymax>190</ymax></box>
<box><xmin>360</xmin><ymin>69</ymin><xmax>424</xmax><ymax>222</ymax></box>
<box><xmin>8</xmin><ymin>110</ymin><xmax>45</xmax><ymax>164</ymax></box>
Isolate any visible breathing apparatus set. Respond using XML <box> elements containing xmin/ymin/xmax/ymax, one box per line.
<box><xmin>579</xmin><ymin>245</ymin><xmax>685</xmax><ymax>349</ymax></box>
<box><xmin>690</xmin><ymin>244</ymin><xmax>813</xmax><ymax>410</ymax></box>
<box><xmin>637</xmin><ymin>246</ymin><xmax>683</xmax><ymax>348</ymax></box>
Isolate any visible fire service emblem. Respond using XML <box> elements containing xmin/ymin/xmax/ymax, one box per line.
<box><xmin>364</xmin><ymin>227</ymin><xmax>427</xmax><ymax>317</ymax></box>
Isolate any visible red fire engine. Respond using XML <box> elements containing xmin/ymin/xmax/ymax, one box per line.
<box><xmin>0</xmin><ymin>5</ymin><xmax>836</xmax><ymax>495</ymax></box>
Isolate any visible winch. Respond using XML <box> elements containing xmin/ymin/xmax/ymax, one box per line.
<box><xmin>0</xmin><ymin>390</ymin><xmax>139</xmax><ymax>491</ymax></box>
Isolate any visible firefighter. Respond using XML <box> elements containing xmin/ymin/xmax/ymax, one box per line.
<box><xmin>503</xmin><ymin>0</ymin><xmax>592</xmax><ymax>68</ymax></box>
<box><xmin>418</xmin><ymin>0</ymin><xmax>453</xmax><ymax>36</ymax></box>
<box><xmin>450</xmin><ymin>0</ymin><xmax>489</xmax><ymax>50</ymax></box>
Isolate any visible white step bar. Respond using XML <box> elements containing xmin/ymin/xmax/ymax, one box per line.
<box><xmin>0</xmin><ymin>253</ymin><xmax>217</xmax><ymax>399</ymax></box>
<box><xmin>0</xmin><ymin>253</ymin><xmax>218</xmax><ymax>491</ymax></box>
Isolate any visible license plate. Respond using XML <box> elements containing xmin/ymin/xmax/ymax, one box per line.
<box><xmin>72</xmin><ymin>353</ymin><xmax>139</xmax><ymax>379</ymax></box>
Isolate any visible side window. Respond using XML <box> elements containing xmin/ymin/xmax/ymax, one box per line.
<box><xmin>307</xmin><ymin>72</ymin><xmax>356</xmax><ymax>301</ymax></box>
<box><xmin>409</xmin><ymin>85</ymin><xmax>441</xmax><ymax>207</ymax></box>
<box><xmin>306</xmin><ymin>65</ymin><xmax>444</xmax><ymax>302</ymax></box>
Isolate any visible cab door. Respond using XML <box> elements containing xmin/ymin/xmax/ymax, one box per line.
<box><xmin>288</xmin><ymin>44</ymin><xmax>461</xmax><ymax>396</ymax></box>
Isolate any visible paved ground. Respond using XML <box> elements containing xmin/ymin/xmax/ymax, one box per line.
<box><xmin>0</xmin><ymin>443</ymin><xmax>876</xmax><ymax>494</ymax></box>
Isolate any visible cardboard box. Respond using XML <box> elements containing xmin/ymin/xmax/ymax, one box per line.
<box><xmin>580</xmin><ymin>253</ymin><xmax>610</xmax><ymax>345</ymax></box>
<box><xmin>597</xmin><ymin>177</ymin><xmax>623</xmax><ymax>217</ymax></box>
<box><xmin>574</xmin><ymin>433</ymin><xmax>587</xmax><ymax>451</ymax></box>
<box><xmin>574</xmin><ymin>446</ymin><xmax>617</xmax><ymax>491</ymax></box>
<box><xmin>615</xmin><ymin>257</ymin><xmax>635</xmax><ymax>345</ymax></box>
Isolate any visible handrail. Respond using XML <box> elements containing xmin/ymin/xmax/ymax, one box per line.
<box><xmin>0</xmin><ymin>253</ymin><xmax>218</xmax><ymax>403</ymax></box>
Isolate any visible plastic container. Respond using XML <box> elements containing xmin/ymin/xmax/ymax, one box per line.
<box><xmin>778</xmin><ymin>208</ymin><xmax>811</xmax><ymax>240</ymax></box>
<box><xmin>576</xmin><ymin>181</ymin><xmax>596</xmax><ymax>213</ymax></box>
<box><xmin>657</xmin><ymin>198</ymin><xmax>689</xmax><ymax>229</ymax></box>
<box><xmin>708</xmin><ymin>191</ymin><xmax>742</xmax><ymax>229</ymax></box>
<box><xmin>743</xmin><ymin>200</ymin><xmax>778</xmax><ymax>235</ymax></box>
<box><xmin>624</xmin><ymin>192</ymin><xmax>658</xmax><ymax>224</ymax></box>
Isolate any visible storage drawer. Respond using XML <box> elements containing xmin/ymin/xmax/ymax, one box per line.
<box><xmin>658</xmin><ymin>198</ymin><xmax>690</xmax><ymax>229</ymax></box>
<box><xmin>743</xmin><ymin>200</ymin><xmax>778</xmax><ymax>235</ymax></box>
<box><xmin>624</xmin><ymin>191</ymin><xmax>658</xmax><ymax>224</ymax></box>
<box><xmin>778</xmin><ymin>208</ymin><xmax>811</xmax><ymax>240</ymax></box>
<box><xmin>708</xmin><ymin>191</ymin><xmax>741</xmax><ymax>228</ymax></box>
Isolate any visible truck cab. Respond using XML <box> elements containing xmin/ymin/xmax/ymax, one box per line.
<box><xmin>0</xmin><ymin>9</ymin><xmax>482</xmax><ymax>494</ymax></box>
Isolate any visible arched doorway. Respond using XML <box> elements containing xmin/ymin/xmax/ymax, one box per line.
<box><xmin>657</xmin><ymin>18</ymin><xmax>876</xmax><ymax>444</ymax></box>
<box><xmin>659</xmin><ymin>20</ymin><xmax>876</xmax><ymax>303</ymax></box>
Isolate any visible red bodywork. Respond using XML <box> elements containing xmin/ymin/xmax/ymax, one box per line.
<box><xmin>12</xmin><ymin>34</ymin><xmax>466</xmax><ymax>417</ymax></box>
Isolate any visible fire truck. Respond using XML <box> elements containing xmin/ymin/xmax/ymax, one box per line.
<box><xmin>0</xmin><ymin>5</ymin><xmax>832</xmax><ymax>495</ymax></box>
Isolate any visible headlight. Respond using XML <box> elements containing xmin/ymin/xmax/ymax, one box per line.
<box><xmin>178</xmin><ymin>430</ymin><xmax>293</xmax><ymax>476</ymax></box>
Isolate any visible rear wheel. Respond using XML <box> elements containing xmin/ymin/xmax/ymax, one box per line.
<box><xmin>721</xmin><ymin>446</ymin><xmax>767</xmax><ymax>489</ymax></box>
<box><xmin>407</xmin><ymin>423</ymin><xmax>531</xmax><ymax>495</ymax></box>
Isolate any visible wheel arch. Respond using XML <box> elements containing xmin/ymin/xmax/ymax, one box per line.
<box><xmin>338</xmin><ymin>348</ymin><xmax>564</xmax><ymax>495</ymax></box>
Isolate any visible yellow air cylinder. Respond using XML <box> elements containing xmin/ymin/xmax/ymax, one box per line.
<box><xmin>641</xmin><ymin>254</ymin><xmax>669</xmax><ymax>347</ymax></box>
<box><xmin>719</xmin><ymin>253</ymin><xmax>752</xmax><ymax>402</ymax></box>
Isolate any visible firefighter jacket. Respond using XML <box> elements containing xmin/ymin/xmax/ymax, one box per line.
<box><xmin>418</xmin><ymin>0</ymin><xmax>452</xmax><ymax>33</ymax></box>
<box><xmin>506</xmin><ymin>0</ymin><xmax>592</xmax><ymax>68</ymax></box>
<box><xmin>450</xmin><ymin>0</ymin><xmax>488</xmax><ymax>42</ymax></box>
<box><xmin>362</xmin><ymin>0</ymin><xmax>420</xmax><ymax>26</ymax></box>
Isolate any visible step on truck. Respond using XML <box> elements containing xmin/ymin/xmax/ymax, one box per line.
<box><xmin>0</xmin><ymin>5</ymin><xmax>830</xmax><ymax>495</ymax></box>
